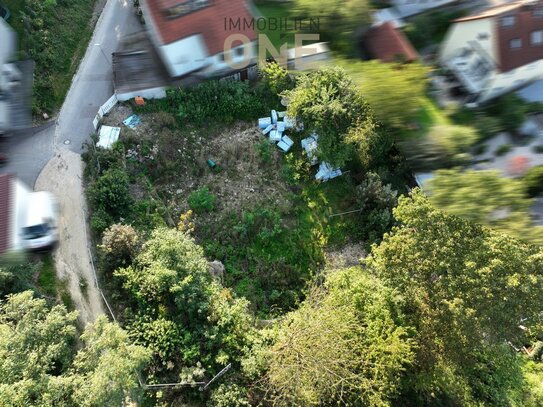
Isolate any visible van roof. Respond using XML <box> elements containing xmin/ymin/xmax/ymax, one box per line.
<box><xmin>24</xmin><ymin>191</ymin><xmax>55</xmax><ymax>226</ymax></box>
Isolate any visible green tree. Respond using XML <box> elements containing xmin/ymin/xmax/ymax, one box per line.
<box><xmin>0</xmin><ymin>291</ymin><xmax>150</xmax><ymax>406</ymax></box>
<box><xmin>427</xmin><ymin>169</ymin><xmax>543</xmax><ymax>245</ymax></box>
<box><xmin>356</xmin><ymin>172</ymin><xmax>398</xmax><ymax>243</ymax></box>
<box><xmin>259</xmin><ymin>61</ymin><xmax>293</xmax><ymax>96</ymax></box>
<box><xmin>365</xmin><ymin>190</ymin><xmax>543</xmax><ymax>404</ymax></box>
<box><xmin>284</xmin><ymin>67</ymin><xmax>376</xmax><ymax>167</ymax></box>
<box><xmin>252</xmin><ymin>267</ymin><xmax>414</xmax><ymax>407</ymax></box>
<box><xmin>293</xmin><ymin>0</ymin><xmax>371</xmax><ymax>52</ymax></box>
<box><xmin>87</xmin><ymin>168</ymin><xmax>133</xmax><ymax>220</ymax></box>
<box><xmin>343</xmin><ymin>60</ymin><xmax>429</xmax><ymax>130</ymax></box>
<box><xmin>99</xmin><ymin>223</ymin><xmax>140</xmax><ymax>273</ymax></box>
<box><xmin>70</xmin><ymin>316</ymin><xmax>151</xmax><ymax>407</ymax></box>
<box><xmin>399</xmin><ymin>124</ymin><xmax>477</xmax><ymax>171</ymax></box>
<box><xmin>114</xmin><ymin>228</ymin><xmax>255</xmax><ymax>377</ymax></box>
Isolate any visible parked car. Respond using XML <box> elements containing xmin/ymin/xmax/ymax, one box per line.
<box><xmin>21</xmin><ymin>191</ymin><xmax>59</xmax><ymax>251</ymax></box>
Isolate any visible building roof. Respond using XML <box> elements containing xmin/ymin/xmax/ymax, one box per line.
<box><xmin>363</xmin><ymin>22</ymin><xmax>419</xmax><ymax>63</ymax></box>
<box><xmin>453</xmin><ymin>2</ymin><xmax>522</xmax><ymax>22</ymax></box>
<box><xmin>144</xmin><ymin>0</ymin><xmax>256</xmax><ymax>55</ymax></box>
<box><xmin>113</xmin><ymin>32</ymin><xmax>169</xmax><ymax>93</ymax></box>
<box><xmin>0</xmin><ymin>174</ymin><xmax>12</xmax><ymax>254</ymax></box>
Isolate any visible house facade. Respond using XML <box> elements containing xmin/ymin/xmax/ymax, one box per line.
<box><xmin>140</xmin><ymin>0</ymin><xmax>258</xmax><ymax>79</ymax></box>
<box><xmin>439</xmin><ymin>1</ymin><xmax>543</xmax><ymax>104</ymax></box>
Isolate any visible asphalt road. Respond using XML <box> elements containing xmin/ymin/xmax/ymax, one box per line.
<box><xmin>0</xmin><ymin>0</ymin><xmax>142</xmax><ymax>188</ymax></box>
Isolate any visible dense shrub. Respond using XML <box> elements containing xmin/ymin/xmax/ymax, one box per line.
<box><xmin>524</xmin><ymin>165</ymin><xmax>543</xmax><ymax>197</ymax></box>
<box><xmin>403</xmin><ymin>9</ymin><xmax>467</xmax><ymax>49</ymax></box>
<box><xmin>87</xmin><ymin>168</ymin><xmax>133</xmax><ymax>233</ymax></box>
<box><xmin>188</xmin><ymin>187</ymin><xmax>216</xmax><ymax>214</ymax></box>
<box><xmin>259</xmin><ymin>61</ymin><xmax>293</xmax><ymax>96</ymax></box>
<box><xmin>208</xmin><ymin>383</ymin><xmax>251</xmax><ymax>407</ymax></box>
<box><xmin>99</xmin><ymin>224</ymin><xmax>140</xmax><ymax>273</ymax></box>
<box><xmin>161</xmin><ymin>80</ymin><xmax>278</xmax><ymax>125</ymax></box>
<box><xmin>356</xmin><ymin>172</ymin><xmax>398</xmax><ymax>244</ymax></box>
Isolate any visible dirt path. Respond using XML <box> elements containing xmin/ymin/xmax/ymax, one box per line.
<box><xmin>35</xmin><ymin>150</ymin><xmax>105</xmax><ymax>325</ymax></box>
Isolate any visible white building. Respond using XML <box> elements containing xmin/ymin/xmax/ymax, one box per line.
<box><xmin>439</xmin><ymin>1</ymin><xmax>543</xmax><ymax>104</ymax></box>
<box><xmin>140</xmin><ymin>0</ymin><xmax>258</xmax><ymax>79</ymax></box>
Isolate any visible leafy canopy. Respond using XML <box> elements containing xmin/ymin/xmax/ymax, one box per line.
<box><xmin>365</xmin><ymin>190</ymin><xmax>543</xmax><ymax>404</ymax></box>
<box><xmin>284</xmin><ymin>66</ymin><xmax>378</xmax><ymax>167</ymax></box>
<box><xmin>0</xmin><ymin>291</ymin><xmax>150</xmax><ymax>407</ymax></box>
<box><xmin>427</xmin><ymin>169</ymin><xmax>543</xmax><ymax>245</ymax></box>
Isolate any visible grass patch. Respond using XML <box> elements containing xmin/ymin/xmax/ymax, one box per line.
<box><xmin>3</xmin><ymin>0</ymin><xmax>97</xmax><ymax>114</ymax></box>
<box><xmin>36</xmin><ymin>254</ymin><xmax>56</xmax><ymax>297</ymax></box>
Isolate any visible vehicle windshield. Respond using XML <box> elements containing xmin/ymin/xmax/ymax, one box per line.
<box><xmin>22</xmin><ymin>224</ymin><xmax>48</xmax><ymax>240</ymax></box>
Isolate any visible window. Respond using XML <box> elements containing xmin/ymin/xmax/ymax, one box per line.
<box><xmin>532</xmin><ymin>30</ymin><xmax>543</xmax><ymax>45</ymax></box>
<box><xmin>534</xmin><ymin>7</ymin><xmax>543</xmax><ymax>17</ymax></box>
<box><xmin>218</xmin><ymin>53</ymin><xmax>225</xmax><ymax>62</ymax></box>
<box><xmin>501</xmin><ymin>15</ymin><xmax>516</xmax><ymax>27</ymax></box>
<box><xmin>510</xmin><ymin>38</ymin><xmax>522</xmax><ymax>49</ymax></box>
<box><xmin>165</xmin><ymin>0</ymin><xmax>212</xmax><ymax>18</ymax></box>
<box><xmin>235</xmin><ymin>46</ymin><xmax>245</xmax><ymax>57</ymax></box>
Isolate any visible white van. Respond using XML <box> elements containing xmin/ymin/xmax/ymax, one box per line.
<box><xmin>21</xmin><ymin>191</ymin><xmax>59</xmax><ymax>251</ymax></box>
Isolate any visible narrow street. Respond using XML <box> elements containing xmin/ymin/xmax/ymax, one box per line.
<box><xmin>2</xmin><ymin>0</ymin><xmax>142</xmax><ymax>325</ymax></box>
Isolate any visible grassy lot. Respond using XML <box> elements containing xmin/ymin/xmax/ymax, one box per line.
<box><xmin>3</xmin><ymin>0</ymin><xmax>97</xmax><ymax>114</ymax></box>
<box><xmin>93</xmin><ymin>111</ymin><xmax>360</xmax><ymax>316</ymax></box>
<box><xmin>84</xmin><ymin>80</ymin><xmax>369</xmax><ymax>316</ymax></box>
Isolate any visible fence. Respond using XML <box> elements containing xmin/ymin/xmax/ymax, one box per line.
<box><xmin>93</xmin><ymin>94</ymin><xmax>118</xmax><ymax>130</ymax></box>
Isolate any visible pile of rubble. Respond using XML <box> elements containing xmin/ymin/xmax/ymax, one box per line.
<box><xmin>258</xmin><ymin>110</ymin><xmax>299</xmax><ymax>152</ymax></box>
<box><xmin>258</xmin><ymin>111</ymin><xmax>342</xmax><ymax>182</ymax></box>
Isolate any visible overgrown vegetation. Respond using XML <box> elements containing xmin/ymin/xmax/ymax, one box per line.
<box><xmin>403</xmin><ymin>8</ymin><xmax>467</xmax><ymax>49</ymax></box>
<box><xmin>3</xmin><ymin>0</ymin><xmax>97</xmax><ymax>114</ymax></box>
<box><xmin>76</xmin><ymin>62</ymin><xmax>543</xmax><ymax>406</ymax></box>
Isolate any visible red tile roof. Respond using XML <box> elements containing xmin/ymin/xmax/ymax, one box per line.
<box><xmin>363</xmin><ymin>22</ymin><xmax>419</xmax><ymax>63</ymax></box>
<box><xmin>0</xmin><ymin>174</ymin><xmax>12</xmax><ymax>255</ymax></box>
<box><xmin>497</xmin><ymin>3</ymin><xmax>543</xmax><ymax>72</ymax></box>
<box><xmin>144</xmin><ymin>0</ymin><xmax>257</xmax><ymax>55</ymax></box>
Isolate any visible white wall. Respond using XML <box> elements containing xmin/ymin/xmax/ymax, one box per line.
<box><xmin>159</xmin><ymin>34</ymin><xmax>210</xmax><ymax>77</ymax></box>
<box><xmin>116</xmin><ymin>86</ymin><xmax>167</xmax><ymax>102</ymax></box>
<box><xmin>440</xmin><ymin>18</ymin><xmax>497</xmax><ymax>65</ymax></box>
<box><xmin>205</xmin><ymin>42</ymin><xmax>257</xmax><ymax>75</ymax></box>
<box><xmin>479</xmin><ymin>59</ymin><xmax>543</xmax><ymax>102</ymax></box>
